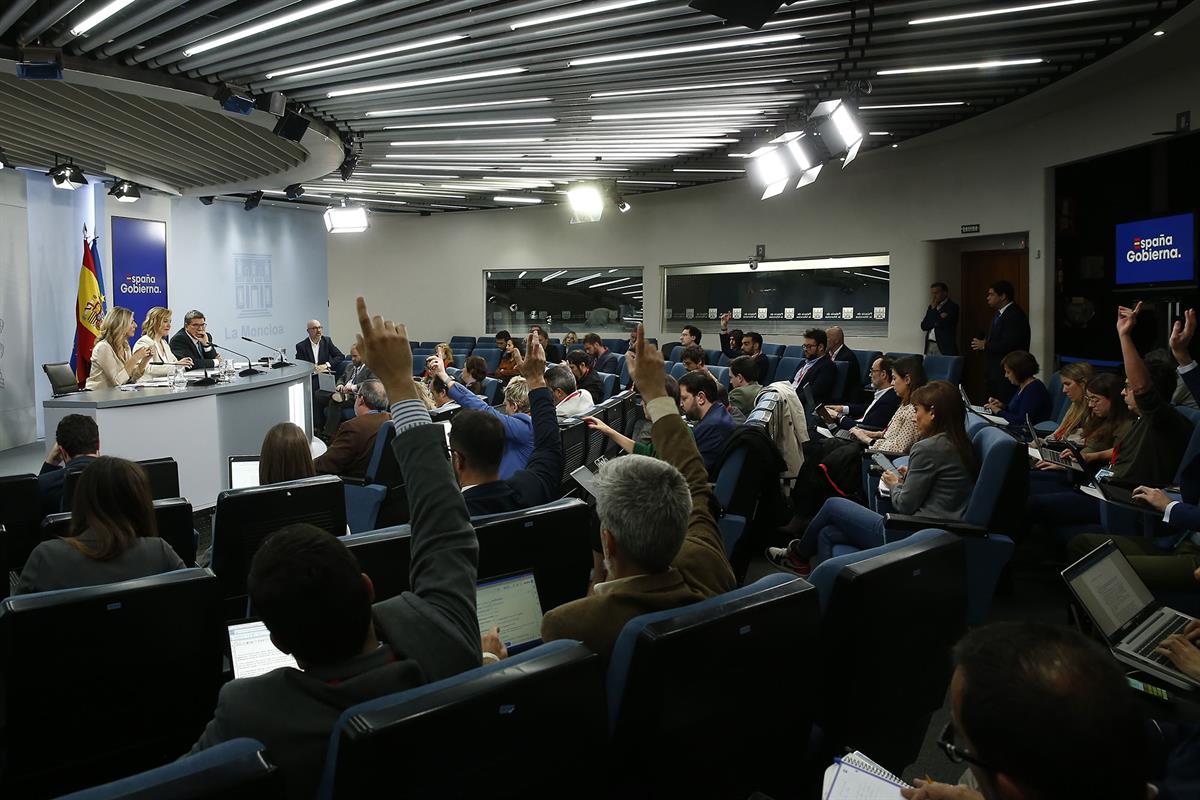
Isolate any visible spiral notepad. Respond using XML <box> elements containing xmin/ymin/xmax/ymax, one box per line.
<box><xmin>822</xmin><ymin>751</ymin><xmax>911</xmax><ymax>800</ymax></box>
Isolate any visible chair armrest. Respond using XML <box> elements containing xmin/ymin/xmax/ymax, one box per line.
<box><xmin>885</xmin><ymin>513</ymin><xmax>989</xmax><ymax>537</ymax></box>
<box><xmin>341</xmin><ymin>475</ymin><xmax>368</xmax><ymax>487</ymax></box>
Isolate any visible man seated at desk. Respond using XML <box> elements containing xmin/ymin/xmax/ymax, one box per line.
<box><xmin>169</xmin><ymin>310</ymin><xmax>220</xmax><ymax>369</ymax></box>
<box><xmin>297</xmin><ymin>320</ymin><xmax>346</xmax><ymax>431</ymax></box>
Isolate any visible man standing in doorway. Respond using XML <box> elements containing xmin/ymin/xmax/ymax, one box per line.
<box><xmin>971</xmin><ymin>280</ymin><xmax>1030</xmax><ymax>403</ymax></box>
<box><xmin>921</xmin><ymin>282</ymin><xmax>960</xmax><ymax>356</ymax></box>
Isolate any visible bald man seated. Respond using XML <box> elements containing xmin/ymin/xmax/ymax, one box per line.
<box><xmin>295</xmin><ymin>320</ymin><xmax>345</xmax><ymax>375</ymax></box>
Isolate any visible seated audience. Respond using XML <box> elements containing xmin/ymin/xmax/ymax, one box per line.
<box><xmin>718</xmin><ymin>313</ymin><xmax>744</xmax><ymax>360</ymax></box>
<box><xmin>429</xmin><ymin>375</ymin><xmax>457</xmax><ymax>409</ymax></box>
<box><xmin>827</xmin><ymin>355</ymin><xmax>899</xmax><ymax>430</ymax></box>
<box><xmin>740</xmin><ymin>330</ymin><xmax>771</xmax><ymax>382</ymax></box>
<box><xmin>135</xmin><ymin>306</ymin><xmax>193</xmax><ymax>377</ymax></box>
<box><xmin>1030</xmin><ymin>372</ymin><xmax>1130</xmax><ymax>480</ymax></box>
<box><xmin>985</xmin><ymin>350</ymin><xmax>1053</xmax><ymax>424</ymax></box>
<box><xmin>588</xmin><ymin>376</ymin><xmax>681</xmax><ymax>456</ymax></box>
<box><xmin>567</xmin><ymin>349</ymin><xmax>607</xmax><ymax>401</ymax></box>
<box><xmin>38</xmin><ymin>413</ymin><xmax>100</xmax><ymax>518</ymax></box>
<box><xmin>678</xmin><ymin>370</ymin><xmax>735</xmax><ymax>473</ymax></box>
<box><xmin>434</xmin><ymin>342</ymin><xmax>456</xmax><ymax>369</ymax></box>
<box><xmin>849</xmin><ymin>356</ymin><xmax>927</xmax><ymax>454</ymax></box>
<box><xmin>188</xmin><ymin>297</ymin><xmax>480</xmax><ymax>798</ymax></box>
<box><xmin>727</xmin><ymin>355</ymin><xmax>762</xmax><ymax>417</ymax></box>
<box><xmin>19</xmin><ymin>456</ymin><xmax>185</xmax><ymax>594</ymax></box>
<box><xmin>169</xmin><ymin>309</ymin><xmax>219</xmax><ymax>368</ymax></box>
<box><xmin>314</xmin><ymin>380</ymin><xmax>390</xmax><ymax>478</ymax></box>
<box><xmin>260</xmin><ymin>422</ymin><xmax>316</xmax><ymax>485</ymax></box>
<box><xmin>1042</xmin><ymin>361</ymin><xmax>1094</xmax><ymax>443</ymax></box>
<box><xmin>321</xmin><ymin>345</ymin><xmax>373</xmax><ymax>440</ymax></box>
<box><xmin>770</xmin><ymin>381</ymin><xmax>975</xmax><ymax>574</ymax></box>
<box><xmin>495</xmin><ymin>333</ymin><xmax>522</xmax><ymax>380</ymax></box>
<box><xmin>429</xmin><ymin>356</ymin><xmax>533</xmax><ymax>479</ymax></box>
<box><xmin>788</xmin><ymin>328</ymin><xmax>836</xmax><ymax>403</ymax></box>
<box><xmin>680</xmin><ymin>324</ymin><xmax>702</xmax><ymax>349</ymax></box>
<box><xmin>900</xmin><ymin>622</ymin><xmax>1149</xmax><ymax>800</ymax></box>
<box><xmin>680</xmin><ymin>344</ymin><xmax>706</xmax><ymax>371</ymax></box>
<box><xmin>562</xmin><ymin>331</ymin><xmax>578</xmax><ymax>346</ymax></box>
<box><xmin>293</xmin><ymin>319</ymin><xmax>344</xmax><ymax>376</ymax></box>
<box><xmin>522</xmin><ymin>327</ymin><xmax>735</xmax><ymax>659</ymax></box>
<box><xmin>584</xmin><ymin>332</ymin><xmax>618</xmax><ymax>374</ymax></box>
<box><xmin>86</xmin><ymin>306</ymin><xmax>153</xmax><ymax>389</ymax></box>
<box><xmin>826</xmin><ymin>325</ymin><xmax>859</xmax><ymax>402</ymax></box>
<box><xmin>530</xmin><ymin>325</ymin><xmax>563</xmax><ymax>364</ymax></box>
<box><xmin>450</xmin><ymin>337</ymin><xmax>563</xmax><ymax>516</ymax></box>
<box><xmin>547</xmin><ymin>364</ymin><xmax>595</xmax><ymax>418</ymax></box>
<box><xmin>462</xmin><ymin>355</ymin><xmax>488</xmax><ymax>396</ymax></box>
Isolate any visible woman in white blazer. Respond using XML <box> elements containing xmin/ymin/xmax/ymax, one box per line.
<box><xmin>135</xmin><ymin>306</ymin><xmax>194</xmax><ymax>377</ymax></box>
<box><xmin>86</xmin><ymin>307</ymin><xmax>153</xmax><ymax>390</ymax></box>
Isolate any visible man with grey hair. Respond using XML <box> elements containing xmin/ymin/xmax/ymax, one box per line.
<box><xmin>314</xmin><ymin>378</ymin><xmax>390</xmax><ymax>478</ymax></box>
<box><xmin>546</xmin><ymin>364</ymin><xmax>595</xmax><ymax>418</ymax></box>
<box><xmin>169</xmin><ymin>309</ymin><xmax>220</xmax><ymax>368</ymax></box>
<box><xmin>826</xmin><ymin>324</ymin><xmax>859</xmax><ymax>403</ymax></box>
<box><xmin>533</xmin><ymin>325</ymin><xmax>736</xmax><ymax>660</ymax></box>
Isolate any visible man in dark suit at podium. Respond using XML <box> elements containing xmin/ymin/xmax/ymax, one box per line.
<box><xmin>169</xmin><ymin>310</ymin><xmax>220</xmax><ymax>368</ymax></box>
<box><xmin>971</xmin><ymin>280</ymin><xmax>1030</xmax><ymax>403</ymax></box>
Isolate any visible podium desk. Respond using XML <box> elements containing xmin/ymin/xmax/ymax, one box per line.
<box><xmin>43</xmin><ymin>364</ymin><xmax>314</xmax><ymax>509</ymax></box>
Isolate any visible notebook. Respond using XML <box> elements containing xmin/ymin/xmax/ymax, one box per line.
<box><xmin>476</xmin><ymin>571</ymin><xmax>545</xmax><ymax>655</ymax></box>
<box><xmin>227</xmin><ymin>620</ymin><xmax>299</xmax><ymax>679</ymax></box>
<box><xmin>822</xmin><ymin>751</ymin><xmax>910</xmax><ymax>799</ymax></box>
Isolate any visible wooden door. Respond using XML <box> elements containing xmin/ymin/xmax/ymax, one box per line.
<box><xmin>960</xmin><ymin>250</ymin><xmax>1029</xmax><ymax>403</ymax></box>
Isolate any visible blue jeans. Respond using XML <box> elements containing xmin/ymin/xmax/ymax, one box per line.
<box><xmin>794</xmin><ymin>497</ymin><xmax>887</xmax><ymax>566</ymax></box>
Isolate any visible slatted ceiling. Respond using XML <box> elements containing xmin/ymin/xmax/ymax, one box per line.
<box><xmin>0</xmin><ymin>1</ymin><xmax>1188</xmax><ymax>212</ymax></box>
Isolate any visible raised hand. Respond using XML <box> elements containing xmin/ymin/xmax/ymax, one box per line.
<box><xmin>1170</xmin><ymin>308</ymin><xmax>1196</xmax><ymax>365</ymax></box>
<box><xmin>426</xmin><ymin>355</ymin><xmax>447</xmax><ymax>381</ymax></box>
<box><xmin>1116</xmin><ymin>302</ymin><xmax>1142</xmax><ymax>338</ymax></box>
<box><xmin>355</xmin><ymin>296</ymin><xmax>416</xmax><ymax>401</ymax></box>
<box><xmin>629</xmin><ymin>323</ymin><xmax>667</xmax><ymax>401</ymax></box>
<box><xmin>518</xmin><ymin>334</ymin><xmax>546</xmax><ymax>389</ymax></box>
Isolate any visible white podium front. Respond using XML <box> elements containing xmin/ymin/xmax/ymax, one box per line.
<box><xmin>43</xmin><ymin>364</ymin><xmax>314</xmax><ymax>509</ymax></box>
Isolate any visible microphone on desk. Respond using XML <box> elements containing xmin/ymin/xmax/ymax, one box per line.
<box><xmin>191</xmin><ymin>366</ymin><xmax>217</xmax><ymax>387</ymax></box>
<box><xmin>242</xmin><ymin>336</ymin><xmax>293</xmax><ymax>368</ymax></box>
<box><xmin>213</xmin><ymin>343</ymin><xmax>266</xmax><ymax>377</ymax></box>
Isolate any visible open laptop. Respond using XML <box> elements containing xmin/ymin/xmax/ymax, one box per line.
<box><xmin>475</xmin><ymin>571</ymin><xmax>545</xmax><ymax>655</ymax></box>
<box><xmin>1027</xmin><ymin>417</ymin><xmax>1085</xmax><ymax>470</ymax></box>
<box><xmin>227</xmin><ymin>620</ymin><xmax>299</xmax><ymax>679</ymax></box>
<box><xmin>439</xmin><ymin>420</ymin><xmax>452</xmax><ymax>450</ymax></box>
<box><xmin>1093</xmin><ymin>480</ymin><xmax>1157</xmax><ymax>514</ymax></box>
<box><xmin>959</xmin><ymin>384</ymin><xmax>1008</xmax><ymax>427</ymax></box>
<box><xmin>1062</xmin><ymin>540</ymin><xmax>1199</xmax><ymax>689</ymax></box>
<box><xmin>228</xmin><ymin>455</ymin><xmax>260</xmax><ymax>490</ymax></box>
<box><xmin>569</xmin><ymin>454</ymin><xmax>610</xmax><ymax>500</ymax></box>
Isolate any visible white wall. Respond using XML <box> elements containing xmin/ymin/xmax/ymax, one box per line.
<box><xmin>327</xmin><ymin>7</ymin><xmax>1200</xmax><ymax>375</ymax></box>
<box><xmin>0</xmin><ymin>170</ymin><xmax>34</xmax><ymax>449</ymax></box>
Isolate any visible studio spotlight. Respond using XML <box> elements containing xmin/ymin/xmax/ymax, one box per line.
<box><xmin>244</xmin><ymin>190</ymin><xmax>264</xmax><ymax>211</ymax></box>
<box><xmin>108</xmin><ymin>179</ymin><xmax>141</xmax><ymax>203</ymax></box>
<box><xmin>688</xmin><ymin>0</ymin><xmax>785</xmax><ymax>30</ymax></box>
<box><xmin>284</xmin><ymin>183</ymin><xmax>305</xmax><ymax>200</ymax></box>
<box><xmin>324</xmin><ymin>197</ymin><xmax>369</xmax><ymax>234</ymax></box>
<box><xmin>47</xmin><ymin>159</ymin><xmax>86</xmax><ymax>191</ymax></box>
<box><xmin>752</xmin><ymin>147</ymin><xmax>790</xmax><ymax>200</ymax></box>
<box><xmin>614</xmin><ymin>195</ymin><xmax>632</xmax><ymax>213</ymax></box>
<box><xmin>273</xmin><ymin>109</ymin><xmax>311</xmax><ymax>143</ymax></box>
<box><xmin>807</xmin><ymin>99</ymin><xmax>864</xmax><ymax>166</ymax></box>
<box><xmin>198</xmin><ymin>196</ymin><xmax>215</xmax><ymax>205</ymax></box>
<box><xmin>17</xmin><ymin>47</ymin><xmax>63</xmax><ymax>80</ymax></box>
<box><xmin>567</xmin><ymin>184</ymin><xmax>605</xmax><ymax>224</ymax></box>
<box><xmin>214</xmin><ymin>85</ymin><xmax>255</xmax><ymax>116</ymax></box>
<box><xmin>338</xmin><ymin>147</ymin><xmax>359</xmax><ymax>181</ymax></box>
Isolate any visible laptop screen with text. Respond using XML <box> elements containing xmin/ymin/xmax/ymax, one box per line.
<box><xmin>228</xmin><ymin>620</ymin><xmax>298</xmax><ymax>679</ymax></box>
<box><xmin>476</xmin><ymin>571</ymin><xmax>544</xmax><ymax>653</ymax></box>
<box><xmin>1066</xmin><ymin>544</ymin><xmax>1154</xmax><ymax>639</ymax></box>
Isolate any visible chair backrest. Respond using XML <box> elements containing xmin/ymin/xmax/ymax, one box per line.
<box><xmin>1176</xmin><ymin>404</ymin><xmax>1200</xmax><ymax>427</ymax></box>
<box><xmin>605</xmin><ymin>574</ymin><xmax>820</xmax><ymax>792</ymax></box>
<box><xmin>598</xmin><ymin>390</ymin><xmax>633</xmax><ymax>458</ymax></box>
<box><xmin>476</xmin><ymin>335</ymin><xmax>495</xmax><ymax>346</ymax></box>
<box><xmin>713</xmin><ymin>445</ymin><xmax>748</xmax><ymax>509</ymax></box>
<box><xmin>783</xmin><ymin>344</ymin><xmax>807</xmax><ymax>360</ymax></box>
<box><xmin>1044</xmin><ymin>370</ymin><xmax>1065</xmax><ymax>418</ymax></box>
<box><xmin>776</xmin><ymin>356</ymin><xmax>802</xmax><ymax>385</ymax></box>
<box><xmin>0</xmin><ymin>568</ymin><xmax>225</xmax><ymax>796</ymax></box>
<box><xmin>43</xmin><ymin>361</ymin><xmax>80</xmax><ymax>395</ymax></box>
<box><xmin>966</xmin><ymin>414</ymin><xmax>989</xmax><ymax>438</ymax></box>
<box><xmin>761</xmin><ymin>343</ymin><xmax>785</xmax><ymax>358</ymax></box>
<box><xmin>703</xmin><ymin>348</ymin><xmax>723</xmax><ymax>367</ymax></box>
<box><xmin>708</xmin><ymin>364</ymin><xmax>730</xmax><ymax>389</ymax></box>
<box><xmin>474</xmin><ymin>348</ymin><xmax>502</xmax><ymax>374</ymax></box>
<box><xmin>566</xmin><ymin>342</ymin><xmax>586</xmax><ymax>353</ymax></box>
<box><xmin>211</xmin><ymin>475</ymin><xmax>346</xmax><ymax>602</ymax></box>
<box><xmin>343</xmin><ymin>498</ymin><xmax>593</xmax><ymax>611</ymax></box>
<box><xmin>481</xmin><ymin>376</ymin><xmax>502</xmax><ymax>405</ymax></box>
<box><xmin>669</xmin><ymin>362</ymin><xmax>688</xmax><ymax>380</ymax></box>
<box><xmin>344</xmin><ymin>484</ymin><xmax>386</xmax><ymax>534</ymax></box>
<box><xmin>40</xmin><ymin>497</ymin><xmax>197</xmax><ymax>567</ymax></box>
<box><xmin>923</xmin><ymin>354</ymin><xmax>964</xmax><ymax>384</ymax></box>
<box><xmin>966</xmin><ymin>426</ymin><xmax>1024</xmax><ymax>528</ymax></box>
<box><xmin>668</xmin><ymin>344</ymin><xmax>684</xmax><ymax>362</ymax></box>
<box><xmin>0</xmin><ymin>473</ymin><xmax>42</xmax><ymax>573</ymax></box>
<box><xmin>62</xmin><ymin>456</ymin><xmax>181</xmax><ymax>510</ymax></box>
<box><xmin>55</xmin><ymin>738</ymin><xmax>282</xmax><ymax>800</ymax></box>
<box><xmin>559</xmin><ymin>418</ymin><xmax>587</xmax><ymax>481</ymax></box>
<box><xmin>363</xmin><ymin>423</ymin><xmax>395</xmax><ymax>484</ymax></box>
<box><xmin>615</xmin><ymin>353</ymin><xmax>629</xmax><ymax>386</ymax></box>
<box><xmin>602</xmin><ymin>337</ymin><xmax>627</xmax><ymax>354</ymax></box>
<box><xmin>831</xmin><ymin>360</ymin><xmax>850</xmax><ymax>398</ymax></box>
<box><xmin>813</xmin><ymin>530</ymin><xmax>966</xmax><ymax>773</ymax></box>
<box><xmin>860</xmin><ymin>350</ymin><xmax>882</xmax><ymax>387</ymax></box>
<box><xmin>596</xmin><ymin>371</ymin><xmax>618</xmax><ymax>400</ymax></box>
<box><xmin>1174</xmin><ymin>418</ymin><xmax>1200</xmax><ymax>485</ymax></box>
<box><xmin>762</xmin><ymin>353</ymin><xmax>780</xmax><ymax>383</ymax></box>
<box><xmin>320</xmin><ymin>641</ymin><xmax>605</xmax><ymax>800</ymax></box>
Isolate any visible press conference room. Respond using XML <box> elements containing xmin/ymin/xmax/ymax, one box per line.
<box><xmin>2</xmin><ymin>1</ymin><xmax>1200</xmax><ymax>798</ymax></box>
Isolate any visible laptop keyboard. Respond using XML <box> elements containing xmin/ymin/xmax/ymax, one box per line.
<box><xmin>1134</xmin><ymin>615</ymin><xmax>1191</xmax><ymax>665</ymax></box>
<box><xmin>1040</xmin><ymin>449</ymin><xmax>1074</xmax><ymax>468</ymax></box>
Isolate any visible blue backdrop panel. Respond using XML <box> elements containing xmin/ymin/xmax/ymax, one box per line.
<box><xmin>111</xmin><ymin>216</ymin><xmax>168</xmax><ymax>346</ymax></box>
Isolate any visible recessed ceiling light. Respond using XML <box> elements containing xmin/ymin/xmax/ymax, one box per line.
<box><xmin>184</xmin><ymin>0</ymin><xmax>356</xmax><ymax>57</ymax></box>
<box><xmin>569</xmin><ymin>33</ymin><xmax>802</xmax><ymax>67</ymax></box>
<box><xmin>590</xmin><ymin>78</ymin><xmax>790</xmax><ymax>98</ymax></box>
<box><xmin>616</xmin><ymin>180</ymin><xmax>678</xmax><ymax>185</ymax></box>
<box><xmin>70</xmin><ymin>0</ymin><xmax>137</xmax><ymax>35</ymax></box>
<box><xmin>511</xmin><ymin>0</ymin><xmax>657</xmax><ymax>29</ymax></box>
<box><xmin>859</xmin><ymin>101</ymin><xmax>967</xmax><ymax>110</ymax></box>
<box><xmin>909</xmin><ymin>0</ymin><xmax>1100</xmax><ymax>25</ymax></box>
<box><xmin>673</xmin><ymin>168</ymin><xmax>745</xmax><ymax>173</ymax></box>
<box><xmin>328</xmin><ymin>67</ymin><xmax>528</xmax><ymax>98</ymax></box>
<box><xmin>384</xmin><ymin>117</ymin><xmax>557</xmax><ymax>130</ymax></box>
<box><xmin>878</xmin><ymin>58</ymin><xmax>1043</xmax><ymax>76</ymax></box>
<box><xmin>566</xmin><ymin>272</ymin><xmax>605</xmax><ymax>285</ymax></box>
<box><xmin>387</xmin><ymin>138</ymin><xmax>546</xmax><ymax>146</ymax></box>
<box><xmin>350</xmin><ymin>196</ymin><xmax>408</xmax><ymax>205</ymax></box>
<box><xmin>591</xmin><ymin>109</ymin><xmax>768</xmax><ymax>121</ymax></box>
<box><xmin>542</xmin><ymin>270</ymin><xmax>569</xmax><ymax>282</ymax></box>
<box><xmin>868</xmin><ymin>131</ymin><xmax>890</xmax><ymax>136</ymax></box>
<box><xmin>265</xmin><ymin>35</ymin><xmax>466</xmax><ymax>78</ymax></box>
<box><xmin>493</xmin><ymin>196</ymin><xmax>544</xmax><ymax>204</ymax></box>
<box><xmin>1154</xmin><ymin>29</ymin><xmax>1166</xmax><ymax>36</ymax></box>
<box><xmin>364</xmin><ymin>97</ymin><xmax>552</xmax><ymax>117</ymax></box>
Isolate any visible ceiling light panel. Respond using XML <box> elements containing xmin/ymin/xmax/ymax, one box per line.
<box><xmin>510</xmin><ymin>0</ymin><xmax>659</xmax><ymax>30</ymax></box>
<box><xmin>877</xmin><ymin>58</ymin><xmax>1044</xmax><ymax>76</ymax></box>
<box><xmin>184</xmin><ymin>0</ymin><xmax>357</xmax><ymax>57</ymax></box>
<box><xmin>328</xmin><ymin>67</ymin><xmax>528</xmax><ymax>98</ymax></box>
<box><xmin>384</xmin><ymin>117</ymin><xmax>557</xmax><ymax>130</ymax></box>
<box><xmin>908</xmin><ymin>1</ymin><xmax>1101</xmax><ymax>25</ymax></box>
<box><xmin>265</xmin><ymin>35</ymin><xmax>467</xmax><ymax>79</ymax></box>
<box><xmin>569</xmin><ymin>32</ymin><xmax>802</xmax><ymax>67</ymax></box>
<box><xmin>363</xmin><ymin>97</ymin><xmax>553</xmax><ymax>117</ymax></box>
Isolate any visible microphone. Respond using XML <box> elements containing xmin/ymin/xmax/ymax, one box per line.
<box><xmin>242</xmin><ymin>336</ymin><xmax>293</xmax><ymax>368</ymax></box>
<box><xmin>213</xmin><ymin>343</ymin><xmax>266</xmax><ymax>377</ymax></box>
<box><xmin>191</xmin><ymin>365</ymin><xmax>217</xmax><ymax>387</ymax></box>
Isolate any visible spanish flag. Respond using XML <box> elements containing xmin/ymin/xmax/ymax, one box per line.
<box><xmin>69</xmin><ymin>236</ymin><xmax>105</xmax><ymax>387</ymax></box>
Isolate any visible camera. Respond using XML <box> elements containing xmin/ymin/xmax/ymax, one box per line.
<box><xmin>748</xmin><ymin>258</ymin><xmax>759</xmax><ymax>271</ymax></box>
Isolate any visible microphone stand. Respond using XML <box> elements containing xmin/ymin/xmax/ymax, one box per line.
<box><xmin>213</xmin><ymin>343</ymin><xmax>266</xmax><ymax>377</ymax></box>
<box><xmin>191</xmin><ymin>365</ymin><xmax>217</xmax><ymax>387</ymax></box>
<box><xmin>242</xmin><ymin>336</ymin><xmax>293</xmax><ymax>368</ymax></box>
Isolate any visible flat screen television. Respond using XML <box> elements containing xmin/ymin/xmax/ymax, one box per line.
<box><xmin>1114</xmin><ymin>212</ymin><xmax>1195</xmax><ymax>287</ymax></box>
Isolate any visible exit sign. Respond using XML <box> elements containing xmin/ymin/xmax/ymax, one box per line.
<box><xmin>961</xmin><ymin>224</ymin><xmax>981</xmax><ymax>234</ymax></box>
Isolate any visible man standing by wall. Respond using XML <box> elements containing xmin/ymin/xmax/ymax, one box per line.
<box><xmin>922</xmin><ymin>282</ymin><xmax>960</xmax><ymax>355</ymax></box>
<box><xmin>970</xmin><ymin>281</ymin><xmax>1030</xmax><ymax>403</ymax></box>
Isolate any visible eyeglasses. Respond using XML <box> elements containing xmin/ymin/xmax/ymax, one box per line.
<box><xmin>308</xmin><ymin>326</ymin><xmax>323</xmax><ymax>332</ymax></box>
<box><xmin>869</xmin><ymin>368</ymin><xmax>887</xmax><ymax>375</ymax></box>
<box><xmin>802</xmin><ymin>343</ymin><xmax>820</xmax><ymax>351</ymax></box>
<box><xmin>937</xmin><ymin>721</ymin><xmax>997</xmax><ymax>773</ymax></box>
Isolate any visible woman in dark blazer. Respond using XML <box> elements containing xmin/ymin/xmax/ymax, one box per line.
<box><xmin>986</xmin><ymin>350</ymin><xmax>1053</xmax><ymax>425</ymax></box>
<box><xmin>17</xmin><ymin>457</ymin><xmax>185</xmax><ymax>594</ymax></box>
